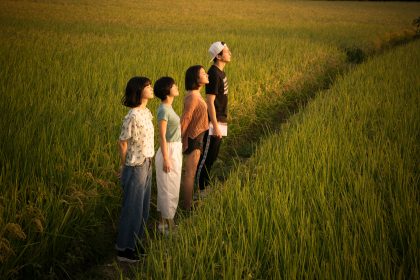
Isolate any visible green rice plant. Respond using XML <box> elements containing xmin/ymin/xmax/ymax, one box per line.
<box><xmin>143</xmin><ymin>40</ymin><xmax>420</xmax><ymax>279</ymax></box>
<box><xmin>1</xmin><ymin>0</ymin><xmax>419</xmax><ymax>277</ymax></box>
<box><xmin>412</xmin><ymin>16</ymin><xmax>420</xmax><ymax>34</ymax></box>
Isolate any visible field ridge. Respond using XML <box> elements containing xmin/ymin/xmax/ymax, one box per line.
<box><xmin>134</xmin><ymin>38</ymin><xmax>420</xmax><ymax>280</ymax></box>
<box><xmin>216</xmin><ymin>31</ymin><xmax>419</xmax><ymax>179</ymax></box>
<box><xmin>84</xmin><ymin>30</ymin><xmax>419</xmax><ymax>280</ymax></box>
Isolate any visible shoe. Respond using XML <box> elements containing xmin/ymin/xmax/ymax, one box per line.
<box><xmin>116</xmin><ymin>248</ymin><xmax>140</xmax><ymax>263</ymax></box>
<box><xmin>199</xmin><ymin>189</ymin><xmax>208</xmax><ymax>198</ymax></box>
<box><xmin>137</xmin><ymin>246</ymin><xmax>147</xmax><ymax>257</ymax></box>
<box><xmin>193</xmin><ymin>189</ymin><xmax>207</xmax><ymax>201</ymax></box>
<box><xmin>158</xmin><ymin>223</ymin><xmax>169</xmax><ymax>236</ymax></box>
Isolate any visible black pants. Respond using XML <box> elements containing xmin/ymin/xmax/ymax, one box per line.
<box><xmin>195</xmin><ymin>130</ymin><xmax>222</xmax><ymax>190</ymax></box>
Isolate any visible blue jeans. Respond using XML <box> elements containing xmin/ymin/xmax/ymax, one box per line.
<box><xmin>116</xmin><ymin>158</ymin><xmax>152</xmax><ymax>251</ymax></box>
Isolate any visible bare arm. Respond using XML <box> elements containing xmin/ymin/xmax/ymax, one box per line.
<box><xmin>181</xmin><ymin>96</ymin><xmax>195</xmax><ymax>137</ymax></box>
<box><xmin>206</xmin><ymin>94</ymin><xmax>222</xmax><ymax>138</ymax></box>
<box><xmin>158</xmin><ymin>120</ymin><xmax>172</xmax><ymax>173</ymax></box>
<box><xmin>118</xmin><ymin>139</ymin><xmax>128</xmax><ymax>178</ymax></box>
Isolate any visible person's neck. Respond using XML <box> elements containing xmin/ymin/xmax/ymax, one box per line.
<box><xmin>163</xmin><ymin>96</ymin><xmax>173</xmax><ymax>106</ymax></box>
<box><xmin>214</xmin><ymin>60</ymin><xmax>226</xmax><ymax>71</ymax></box>
<box><xmin>135</xmin><ymin>100</ymin><xmax>148</xmax><ymax>110</ymax></box>
<box><xmin>189</xmin><ymin>88</ymin><xmax>201</xmax><ymax>95</ymax></box>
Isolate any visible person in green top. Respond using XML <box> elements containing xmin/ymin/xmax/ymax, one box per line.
<box><xmin>154</xmin><ymin>77</ymin><xmax>182</xmax><ymax>235</ymax></box>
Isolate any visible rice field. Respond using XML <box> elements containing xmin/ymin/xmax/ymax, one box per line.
<box><xmin>140</xmin><ymin>38</ymin><xmax>420</xmax><ymax>279</ymax></box>
<box><xmin>0</xmin><ymin>0</ymin><xmax>419</xmax><ymax>278</ymax></box>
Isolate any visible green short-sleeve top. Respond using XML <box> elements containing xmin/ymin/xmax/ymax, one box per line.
<box><xmin>157</xmin><ymin>104</ymin><xmax>181</xmax><ymax>143</ymax></box>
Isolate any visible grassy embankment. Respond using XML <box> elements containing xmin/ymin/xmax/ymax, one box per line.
<box><xmin>142</xmin><ymin>39</ymin><xmax>420</xmax><ymax>280</ymax></box>
<box><xmin>0</xmin><ymin>0</ymin><xmax>419</xmax><ymax>278</ymax></box>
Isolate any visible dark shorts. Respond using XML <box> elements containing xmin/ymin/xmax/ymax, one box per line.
<box><xmin>183</xmin><ymin>131</ymin><xmax>205</xmax><ymax>155</ymax></box>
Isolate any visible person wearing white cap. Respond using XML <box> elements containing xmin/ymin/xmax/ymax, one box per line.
<box><xmin>195</xmin><ymin>41</ymin><xmax>231</xmax><ymax>196</ymax></box>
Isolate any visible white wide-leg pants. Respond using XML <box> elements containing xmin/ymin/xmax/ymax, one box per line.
<box><xmin>155</xmin><ymin>142</ymin><xmax>182</xmax><ymax>219</ymax></box>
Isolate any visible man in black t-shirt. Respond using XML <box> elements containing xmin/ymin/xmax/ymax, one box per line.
<box><xmin>195</xmin><ymin>41</ymin><xmax>231</xmax><ymax>195</ymax></box>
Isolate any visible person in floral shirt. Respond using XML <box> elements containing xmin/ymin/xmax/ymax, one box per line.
<box><xmin>115</xmin><ymin>76</ymin><xmax>154</xmax><ymax>263</ymax></box>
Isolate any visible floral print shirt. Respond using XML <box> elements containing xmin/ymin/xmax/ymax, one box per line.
<box><xmin>119</xmin><ymin>107</ymin><xmax>154</xmax><ymax>166</ymax></box>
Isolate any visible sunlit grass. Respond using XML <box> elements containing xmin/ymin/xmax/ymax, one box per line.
<box><xmin>144</xmin><ymin>40</ymin><xmax>420</xmax><ymax>279</ymax></box>
<box><xmin>0</xmin><ymin>0</ymin><xmax>419</xmax><ymax>278</ymax></box>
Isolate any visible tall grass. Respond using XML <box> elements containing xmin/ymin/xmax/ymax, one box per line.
<box><xmin>1</xmin><ymin>0</ymin><xmax>419</xmax><ymax>278</ymax></box>
<box><xmin>143</xmin><ymin>40</ymin><xmax>420</xmax><ymax>279</ymax></box>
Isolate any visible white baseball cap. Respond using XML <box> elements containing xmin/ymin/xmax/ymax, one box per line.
<box><xmin>208</xmin><ymin>41</ymin><xmax>226</xmax><ymax>62</ymax></box>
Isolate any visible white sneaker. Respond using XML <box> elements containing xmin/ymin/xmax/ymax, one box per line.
<box><xmin>199</xmin><ymin>189</ymin><xmax>208</xmax><ymax>198</ymax></box>
<box><xmin>158</xmin><ymin>223</ymin><xmax>169</xmax><ymax>236</ymax></box>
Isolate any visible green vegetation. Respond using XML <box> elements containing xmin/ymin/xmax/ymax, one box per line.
<box><xmin>0</xmin><ymin>0</ymin><xmax>419</xmax><ymax>278</ymax></box>
<box><xmin>413</xmin><ymin>16</ymin><xmax>420</xmax><ymax>34</ymax></box>
<box><xmin>142</xmin><ymin>39</ymin><xmax>420</xmax><ymax>279</ymax></box>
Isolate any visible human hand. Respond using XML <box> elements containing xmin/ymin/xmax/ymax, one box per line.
<box><xmin>163</xmin><ymin>158</ymin><xmax>172</xmax><ymax>173</ymax></box>
<box><xmin>214</xmin><ymin>125</ymin><xmax>223</xmax><ymax>139</ymax></box>
<box><xmin>117</xmin><ymin>165</ymin><xmax>124</xmax><ymax>179</ymax></box>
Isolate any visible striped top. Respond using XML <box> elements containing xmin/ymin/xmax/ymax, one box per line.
<box><xmin>181</xmin><ymin>92</ymin><xmax>209</xmax><ymax>152</ymax></box>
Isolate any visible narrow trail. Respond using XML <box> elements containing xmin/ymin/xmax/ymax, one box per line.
<box><xmin>79</xmin><ymin>34</ymin><xmax>419</xmax><ymax>280</ymax></box>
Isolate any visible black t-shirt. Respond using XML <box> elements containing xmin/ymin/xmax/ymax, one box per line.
<box><xmin>205</xmin><ymin>65</ymin><xmax>228</xmax><ymax>123</ymax></box>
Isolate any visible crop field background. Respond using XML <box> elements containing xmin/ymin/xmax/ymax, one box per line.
<box><xmin>0</xmin><ymin>0</ymin><xmax>419</xmax><ymax>279</ymax></box>
<box><xmin>142</xmin><ymin>39</ymin><xmax>420</xmax><ymax>279</ymax></box>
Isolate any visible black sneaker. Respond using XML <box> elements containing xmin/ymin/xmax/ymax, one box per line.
<box><xmin>137</xmin><ymin>245</ymin><xmax>147</xmax><ymax>257</ymax></box>
<box><xmin>116</xmin><ymin>248</ymin><xmax>140</xmax><ymax>263</ymax></box>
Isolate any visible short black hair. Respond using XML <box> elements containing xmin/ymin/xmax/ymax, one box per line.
<box><xmin>122</xmin><ymin>76</ymin><xmax>151</xmax><ymax>108</ymax></box>
<box><xmin>185</xmin><ymin>65</ymin><xmax>204</xmax><ymax>91</ymax></box>
<box><xmin>154</xmin><ymin>76</ymin><xmax>175</xmax><ymax>101</ymax></box>
<box><xmin>213</xmin><ymin>41</ymin><xmax>226</xmax><ymax>63</ymax></box>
